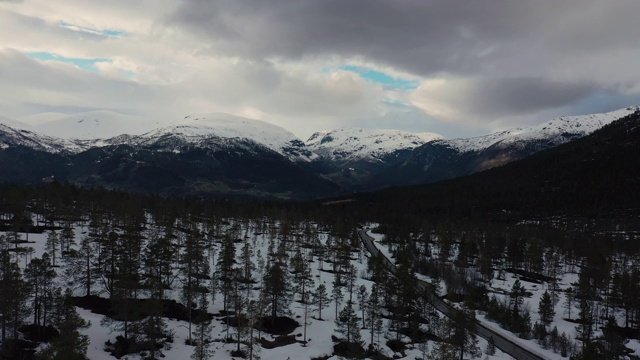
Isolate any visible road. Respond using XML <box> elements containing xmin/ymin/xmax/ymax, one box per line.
<box><xmin>359</xmin><ymin>229</ymin><xmax>546</xmax><ymax>360</ymax></box>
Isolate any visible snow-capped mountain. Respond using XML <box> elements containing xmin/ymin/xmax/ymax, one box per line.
<box><xmin>443</xmin><ymin>106</ymin><xmax>640</xmax><ymax>153</ymax></box>
<box><xmin>373</xmin><ymin>106</ymin><xmax>640</xmax><ymax>188</ymax></box>
<box><xmin>1</xmin><ymin>106</ymin><xmax>638</xmax><ymax>197</ymax></box>
<box><xmin>28</xmin><ymin>110</ymin><xmax>164</xmax><ymax>140</ymax></box>
<box><xmin>118</xmin><ymin>113</ymin><xmax>317</xmax><ymax>162</ymax></box>
<box><xmin>306</xmin><ymin>128</ymin><xmax>442</xmax><ymax>163</ymax></box>
<box><xmin>0</xmin><ymin>121</ymin><xmax>80</xmax><ymax>153</ymax></box>
<box><xmin>0</xmin><ymin>112</ymin><xmax>335</xmax><ymax>198</ymax></box>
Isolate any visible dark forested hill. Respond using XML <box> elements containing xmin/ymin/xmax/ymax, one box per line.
<box><xmin>0</xmin><ymin>142</ymin><xmax>340</xmax><ymax>200</ymax></box>
<box><xmin>351</xmin><ymin>110</ymin><xmax>640</xmax><ymax>222</ymax></box>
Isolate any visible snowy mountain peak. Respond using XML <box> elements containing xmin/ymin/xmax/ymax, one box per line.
<box><xmin>0</xmin><ymin>121</ymin><xmax>79</xmax><ymax>152</ymax></box>
<box><xmin>137</xmin><ymin>113</ymin><xmax>316</xmax><ymax>161</ymax></box>
<box><xmin>306</xmin><ymin>127</ymin><xmax>443</xmax><ymax>162</ymax></box>
<box><xmin>444</xmin><ymin>106</ymin><xmax>640</xmax><ymax>153</ymax></box>
<box><xmin>28</xmin><ymin>110</ymin><xmax>162</xmax><ymax>140</ymax></box>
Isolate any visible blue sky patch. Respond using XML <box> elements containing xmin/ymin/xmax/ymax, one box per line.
<box><xmin>60</xmin><ymin>21</ymin><xmax>126</xmax><ymax>38</ymax></box>
<box><xmin>339</xmin><ymin>65</ymin><xmax>419</xmax><ymax>90</ymax></box>
<box><xmin>27</xmin><ymin>52</ymin><xmax>111</xmax><ymax>73</ymax></box>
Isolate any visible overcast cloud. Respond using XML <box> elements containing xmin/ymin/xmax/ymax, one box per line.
<box><xmin>1</xmin><ymin>0</ymin><xmax>639</xmax><ymax>139</ymax></box>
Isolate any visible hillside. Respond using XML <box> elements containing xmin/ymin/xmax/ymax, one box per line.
<box><xmin>354</xmin><ymin>109</ymin><xmax>640</xmax><ymax>221</ymax></box>
<box><xmin>372</xmin><ymin>106</ymin><xmax>640</xmax><ymax>189</ymax></box>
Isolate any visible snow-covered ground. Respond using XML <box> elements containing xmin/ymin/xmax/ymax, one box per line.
<box><xmin>6</xmin><ymin>215</ymin><xmax>640</xmax><ymax>359</ymax></box>
<box><xmin>367</xmin><ymin>225</ymin><xmax>640</xmax><ymax>360</ymax></box>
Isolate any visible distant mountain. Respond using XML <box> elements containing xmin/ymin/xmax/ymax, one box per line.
<box><xmin>372</xmin><ymin>106</ymin><xmax>640</xmax><ymax>188</ymax></box>
<box><xmin>305</xmin><ymin>128</ymin><xmax>442</xmax><ymax>188</ymax></box>
<box><xmin>0</xmin><ymin>113</ymin><xmax>336</xmax><ymax>199</ymax></box>
<box><xmin>125</xmin><ymin>113</ymin><xmax>317</xmax><ymax>162</ymax></box>
<box><xmin>354</xmin><ymin>109</ymin><xmax>640</xmax><ymax>220</ymax></box>
<box><xmin>0</xmin><ymin>107</ymin><xmax>637</xmax><ymax>198</ymax></box>
<box><xmin>29</xmin><ymin>110</ymin><xmax>163</xmax><ymax>140</ymax></box>
<box><xmin>306</xmin><ymin>128</ymin><xmax>442</xmax><ymax>162</ymax></box>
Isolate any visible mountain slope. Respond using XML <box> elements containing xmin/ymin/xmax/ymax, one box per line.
<box><xmin>373</xmin><ymin>106</ymin><xmax>640</xmax><ymax>188</ymax></box>
<box><xmin>1</xmin><ymin>107</ymin><xmax>638</xmax><ymax>199</ymax></box>
<box><xmin>355</xmin><ymin>109</ymin><xmax>640</xmax><ymax>220</ymax></box>
<box><xmin>305</xmin><ymin>128</ymin><xmax>442</xmax><ymax>188</ymax></box>
<box><xmin>306</xmin><ymin>127</ymin><xmax>442</xmax><ymax>162</ymax></box>
<box><xmin>0</xmin><ymin>114</ymin><xmax>337</xmax><ymax>199</ymax></box>
<box><xmin>125</xmin><ymin>113</ymin><xmax>317</xmax><ymax>162</ymax></box>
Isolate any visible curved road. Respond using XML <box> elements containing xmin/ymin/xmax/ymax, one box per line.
<box><xmin>359</xmin><ymin>229</ymin><xmax>545</xmax><ymax>360</ymax></box>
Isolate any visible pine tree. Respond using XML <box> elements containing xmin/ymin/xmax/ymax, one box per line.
<box><xmin>37</xmin><ymin>289</ymin><xmax>90</xmax><ymax>360</ymax></box>
<box><xmin>44</xmin><ymin>230</ymin><xmax>59</xmax><ymax>267</ymax></box>
<box><xmin>429</xmin><ymin>317</ymin><xmax>457</xmax><ymax>360</ymax></box>
<box><xmin>510</xmin><ymin>279</ymin><xmax>526</xmax><ymax>327</ymax></box>
<box><xmin>216</xmin><ymin>234</ymin><xmax>236</xmax><ymax>313</ymax></box>
<box><xmin>565</xmin><ymin>286</ymin><xmax>575</xmax><ymax>320</ymax></box>
<box><xmin>59</xmin><ymin>223</ymin><xmax>75</xmax><ymax>256</ymax></box>
<box><xmin>239</xmin><ymin>237</ymin><xmax>255</xmax><ymax>283</ymax></box>
<box><xmin>336</xmin><ymin>301</ymin><xmax>362</xmax><ymax>345</ymax></box>
<box><xmin>539</xmin><ymin>290</ymin><xmax>555</xmax><ymax>325</ymax></box>
<box><xmin>24</xmin><ymin>254</ymin><xmax>56</xmax><ymax>326</ymax></box>
<box><xmin>0</xmin><ymin>249</ymin><xmax>30</xmax><ymax>343</ymax></box>
<box><xmin>576</xmin><ymin>298</ymin><xmax>593</xmax><ymax>353</ymax></box>
<box><xmin>63</xmin><ymin>236</ymin><xmax>95</xmax><ymax>297</ymax></box>
<box><xmin>180</xmin><ymin>223</ymin><xmax>208</xmax><ymax>344</ymax></box>
<box><xmin>245</xmin><ymin>300</ymin><xmax>261</xmax><ymax>360</ymax></box>
<box><xmin>191</xmin><ymin>292</ymin><xmax>214</xmax><ymax>360</ymax></box>
<box><xmin>601</xmin><ymin>316</ymin><xmax>628</xmax><ymax>360</ymax></box>
<box><xmin>332</xmin><ymin>274</ymin><xmax>344</xmax><ymax>319</ymax></box>
<box><xmin>367</xmin><ymin>283</ymin><xmax>382</xmax><ymax>348</ymax></box>
<box><xmin>313</xmin><ymin>283</ymin><xmax>330</xmax><ymax>320</ymax></box>
<box><xmin>263</xmin><ymin>262</ymin><xmax>290</xmax><ymax>323</ymax></box>
<box><xmin>450</xmin><ymin>308</ymin><xmax>481</xmax><ymax>360</ymax></box>
<box><xmin>356</xmin><ymin>285</ymin><xmax>368</xmax><ymax>329</ymax></box>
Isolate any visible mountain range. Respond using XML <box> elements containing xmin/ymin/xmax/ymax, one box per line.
<box><xmin>1</xmin><ymin>106</ymin><xmax>638</xmax><ymax>199</ymax></box>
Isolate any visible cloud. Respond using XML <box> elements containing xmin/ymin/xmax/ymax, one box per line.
<box><xmin>411</xmin><ymin>77</ymin><xmax>598</xmax><ymax>124</ymax></box>
<box><xmin>1</xmin><ymin>0</ymin><xmax>639</xmax><ymax>139</ymax></box>
<box><xmin>167</xmin><ymin>1</ymin><xmax>640</xmax><ymax>77</ymax></box>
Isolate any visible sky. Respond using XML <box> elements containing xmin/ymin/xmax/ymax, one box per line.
<box><xmin>1</xmin><ymin>0</ymin><xmax>640</xmax><ymax>140</ymax></box>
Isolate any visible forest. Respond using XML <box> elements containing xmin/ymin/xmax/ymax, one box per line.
<box><xmin>0</xmin><ymin>160</ymin><xmax>639</xmax><ymax>360</ymax></box>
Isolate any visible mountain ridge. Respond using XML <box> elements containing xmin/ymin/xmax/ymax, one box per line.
<box><xmin>0</xmin><ymin>107</ymin><xmax>637</xmax><ymax>198</ymax></box>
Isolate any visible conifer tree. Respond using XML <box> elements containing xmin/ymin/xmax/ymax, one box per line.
<box><xmin>336</xmin><ymin>301</ymin><xmax>362</xmax><ymax>345</ymax></box>
<box><xmin>357</xmin><ymin>285</ymin><xmax>368</xmax><ymax>329</ymax></box>
<box><xmin>510</xmin><ymin>279</ymin><xmax>526</xmax><ymax>320</ymax></box>
<box><xmin>430</xmin><ymin>308</ymin><xmax>480</xmax><ymax>360</ymax></box>
<box><xmin>37</xmin><ymin>289</ymin><xmax>90</xmax><ymax>360</ymax></box>
<box><xmin>0</xmin><ymin>249</ymin><xmax>30</xmax><ymax>343</ymax></box>
<box><xmin>576</xmin><ymin>298</ymin><xmax>593</xmax><ymax>354</ymax></box>
<box><xmin>367</xmin><ymin>283</ymin><xmax>382</xmax><ymax>347</ymax></box>
<box><xmin>313</xmin><ymin>283</ymin><xmax>330</xmax><ymax>320</ymax></box>
<box><xmin>191</xmin><ymin>292</ymin><xmax>213</xmax><ymax>360</ymax></box>
<box><xmin>216</xmin><ymin>234</ymin><xmax>236</xmax><ymax>313</ymax></box>
<box><xmin>45</xmin><ymin>230</ymin><xmax>59</xmax><ymax>267</ymax></box>
<box><xmin>59</xmin><ymin>223</ymin><xmax>75</xmax><ymax>256</ymax></box>
<box><xmin>180</xmin><ymin>225</ymin><xmax>207</xmax><ymax>344</ymax></box>
<box><xmin>565</xmin><ymin>286</ymin><xmax>575</xmax><ymax>320</ymax></box>
<box><xmin>601</xmin><ymin>316</ymin><xmax>628</xmax><ymax>360</ymax></box>
<box><xmin>332</xmin><ymin>274</ymin><xmax>344</xmax><ymax>319</ymax></box>
<box><xmin>63</xmin><ymin>236</ymin><xmax>95</xmax><ymax>297</ymax></box>
<box><xmin>24</xmin><ymin>254</ymin><xmax>56</xmax><ymax>326</ymax></box>
<box><xmin>539</xmin><ymin>290</ymin><xmax>555</xmax><ymax>325</ymax></box>
<box><xmin>263</xmin><ymin>262</ymin><xmax>290</xmax><ymax>323</ymax></box>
